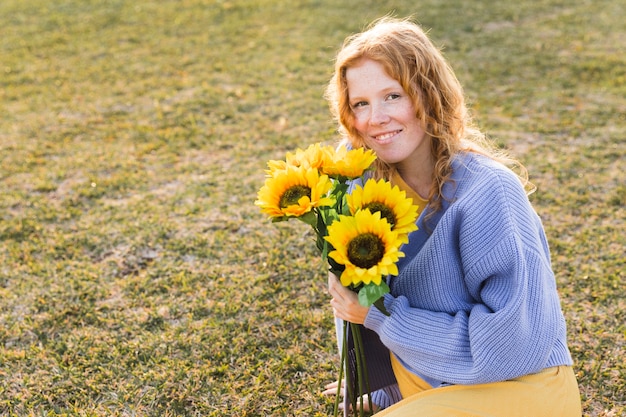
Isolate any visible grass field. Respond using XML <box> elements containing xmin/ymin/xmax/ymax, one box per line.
<box><xmin>0</xmin><ymin>0</ymin><xmax>624</xmax><ymax>416</ymax></box>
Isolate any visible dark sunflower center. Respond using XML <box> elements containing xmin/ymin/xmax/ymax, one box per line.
<box><xmin>364</xmin><ymin>202</ymin><xmax>396</xmax><ymax>228</ymax></box>
<box><xmin>347</xmin><ymin>233</ymin><xmax>385</xmax><ymax>269</ymax></box>
<box><xmin>279</xmin><ymin>185</ymin><xmax>311</xmax><ymax>208</ymax></box>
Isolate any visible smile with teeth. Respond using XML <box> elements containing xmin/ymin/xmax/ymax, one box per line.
<box><xmin>373</xmin><ymin>130</ymin><xmax>401</xmax><ymax>141</ymax></box>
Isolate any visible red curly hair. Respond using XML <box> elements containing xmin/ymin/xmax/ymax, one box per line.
<box><xmin>325</xmin><ymin>17</ymin><xmax>532</xmax><ymax>216</ymax></box>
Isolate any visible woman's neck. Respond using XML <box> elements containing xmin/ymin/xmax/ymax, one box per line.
<box><xmin>400</xmin><ymin>175</ymin><xmax>431</xmax><ymax>200</ymax></box>
<box><xmin>395</xmin><ymin>157</ymin><xmax>434</xmax><ymax>200</ymax></box>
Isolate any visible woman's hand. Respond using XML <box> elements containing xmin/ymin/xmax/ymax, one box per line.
<box><xmin>328</xmin><ymin>272</ymin><xmax>370</xmax><ymax>324</ymax></box>
<box><xmin>322</xmin><ymin>380</ymin><xmax>376</xmax><ymax>413</ymax></box>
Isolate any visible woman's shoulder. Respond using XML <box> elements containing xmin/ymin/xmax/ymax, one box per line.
<box><xmin>452</xmin><ymin>151</ymin><xmax>515</xmax><ymax>177</ymax></box>
<box><xmin>450</xmin><ymin>152</ymin><xmax>524</xmax><ymax>195</ymax></box>
<box><xmin>444</xmin><ymin>152</ymin><xmax>533</xmax><ymax>223</ymax></box>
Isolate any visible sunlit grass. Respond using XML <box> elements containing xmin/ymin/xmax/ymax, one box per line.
<box><xmin>0</xmin><ymin>0</ymin><xmax>623</xmax><ymax>416</ymax></box>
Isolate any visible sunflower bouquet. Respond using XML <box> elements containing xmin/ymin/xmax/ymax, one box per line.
<box><xmin>255</xmin><ymin>143</ymin><xmax>419</xmax><ymax>416</ymax></box>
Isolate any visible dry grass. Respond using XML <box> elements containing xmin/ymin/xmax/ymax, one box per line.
<box><xmin>0</xmin><ymin>0</ymin><xmax>623</xmax><ymax>416</ymax></box>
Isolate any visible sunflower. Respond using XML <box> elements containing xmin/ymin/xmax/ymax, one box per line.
<box><xmin>292</xmin><ymin>143</ymin><xmax>331</xmax><ymax>170</ymax></box>
<box><xmin>265</xmin><ymin>158</ymin><xmax>289</xmax><ymax>175</ymax></box>
<box><xmin>325</xmin><ymin>210</ymin><xmax>404</xmax><ymax>287</ymax></box>
<box><xmin>263</xmin><ymin>144</ymin><xmax>332</xmax><ymax>179</ymax></box>
<box><xmin>347</xmin><ymin>178</ymin><xmax>419</xmax><ymax>242</ymax></box>
<box><xmin>320</xmin><ymin>145</ymin><xmax>377</xmax><ymax>179</ymax></box>
<box><xmin>255</xmin><ymin>165</ymin><xmax>334</xmax><ymax>219</ymax></box>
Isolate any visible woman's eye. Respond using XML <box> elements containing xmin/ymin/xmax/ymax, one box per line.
<box><xmin>352</xmin><ymin>101</ymin><xmax>367</xmax><ymax>108</ymax></box>
<box><xmin>387</xmin><ymin>93</ymin><xmax>401</xmax><ymax>100</ymax></box>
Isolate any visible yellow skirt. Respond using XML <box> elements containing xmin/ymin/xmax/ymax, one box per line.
<box><xmin>375</xmin><ymin>353</ymin><xmax>582</xmax><ymax>417</ymax></box>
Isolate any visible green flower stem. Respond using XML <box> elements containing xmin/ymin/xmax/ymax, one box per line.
<box><xmin>350</xmin><ymin>322</ymin><xmax>372</xmax><ymax>417</ymax></box>
<box><xmin>310</xmin><ymin>180</ymin><xmax>375</xmax><ymax>416</ymax></box>
<box><xmin>334</xmin><ymin>320</ymin><xmax>347</xmax><ymax>417</ymax></box>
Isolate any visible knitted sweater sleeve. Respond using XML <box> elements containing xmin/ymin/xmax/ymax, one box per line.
<box><xmin>363</xmin><ymin>164</ymin><xmax>567</xmax><ymax>385</ymax></box>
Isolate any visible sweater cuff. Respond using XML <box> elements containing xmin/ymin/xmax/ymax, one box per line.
<box><xmin>364</xmin><ymin>293</ymin><xmax>393</xmax><ymax>332</ymax></box>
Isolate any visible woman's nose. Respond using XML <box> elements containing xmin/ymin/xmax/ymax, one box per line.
<box><xmin>369</xmin><ymin>104</ymin><xmax>390</xmax><ymax>125</ymax></box>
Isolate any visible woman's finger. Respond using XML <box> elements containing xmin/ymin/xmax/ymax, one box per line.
<box><xmin>321</xmin><ymin>379</ymin><xmax>345</xmax><ymax>396</ymax></box>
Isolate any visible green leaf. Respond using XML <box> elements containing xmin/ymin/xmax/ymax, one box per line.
<box><xmin>297</xmin><ymin>210</ymin><xmax>317</xmax><ymax>227</ymax></box>
<box><xmin>271</xmin><ymin>216</ymin><xmax>289</xmax><ymax>223</ymax></box>
<box><xmin>332</xmin><ymin>180</ymin><xmax>350</xmax><ymax>196</ymax></box>
<box><xmin>321</xmin><ymin>239</ymin><xmax>329</xmax><ymax>261</ymax></box>
<box><xmin>357</xmin><ymin>281</ymin><xmax>390</xmax><ymax>308</ymax></box>
<box><xmin>341</xmin><ymin>193</ymin><xmax>351</xmax><ymax>215</ymax></box>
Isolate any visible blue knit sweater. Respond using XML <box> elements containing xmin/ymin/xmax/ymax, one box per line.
<box><xmin>363</xmin><ymin>152</ymin><xmax>573</xmax><ymax>387</ymax></box>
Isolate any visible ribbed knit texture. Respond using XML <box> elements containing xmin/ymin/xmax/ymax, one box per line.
<box><xmin>363</xmin><ymin>152</ymin><xmax>573</xmax><ymax>386</ymax></box>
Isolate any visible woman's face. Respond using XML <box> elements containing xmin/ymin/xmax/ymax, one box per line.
<box><xmin>346</xmin><ymin>58</ymin><xmax>431</xmax><ymax>172</ymax></box>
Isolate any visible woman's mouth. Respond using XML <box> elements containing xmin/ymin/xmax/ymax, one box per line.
<box><xmin>372</xmin><ymin>130</ymin><xmax>401</xmax><ymax>142</ymax></box>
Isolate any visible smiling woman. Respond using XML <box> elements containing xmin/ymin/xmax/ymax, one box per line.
<box><xmin>323</xmin><ymin>16</ymin><xmax>582</xmax><ymax>416</ymax></box>
<box><xmin>346</xmin><ymin>59</ymin><xmax>432</xmax><ymax>199</ymax></box>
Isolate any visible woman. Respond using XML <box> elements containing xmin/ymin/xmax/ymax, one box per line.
<box><xmin>324</xmin><ymin>17</ymin><xmax>581</xmax><ymax>416</ymax></box>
